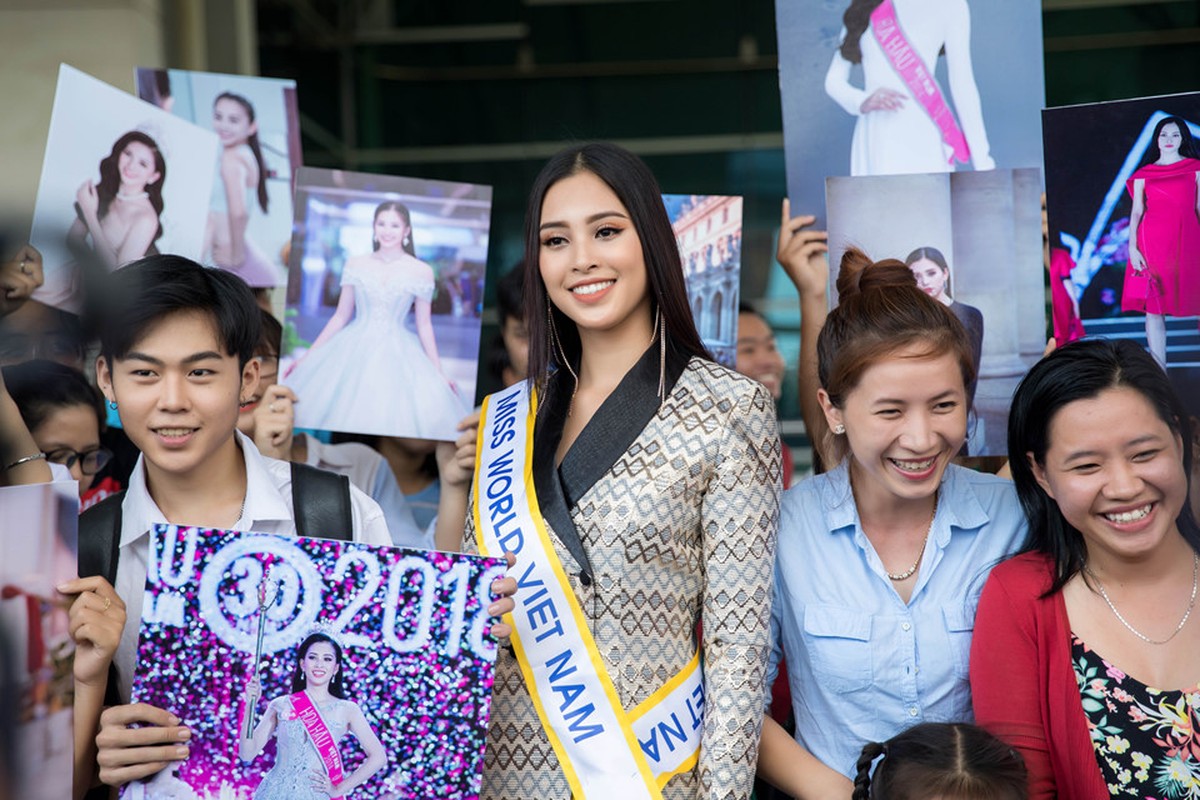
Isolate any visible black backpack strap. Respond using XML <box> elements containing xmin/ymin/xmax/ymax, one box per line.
<box><xmin>77</xmin><ymin>491</ymin><xmax>128</xmax><ymax>722</ymax></box>
<box><xmin>78</xmin><ymin>491</ymin><xmax>126</xmax><ymax>585</ymax></box>
<box><xmin>289</xmin><ymin>461</ymin><xmax>353</xmax><ymax>541</ymax></box>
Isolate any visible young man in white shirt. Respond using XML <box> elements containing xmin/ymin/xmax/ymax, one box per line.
<box><xmin>79</xmin><ymin>256</ymin><xmax>514</xmax><ymax>792</ymax></box>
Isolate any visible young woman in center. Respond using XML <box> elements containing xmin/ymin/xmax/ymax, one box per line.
<box><xmin>757</xmin><ymin>250</ymin><xmax>1026</xmax><ymax>798</ymax></box>
<box><xmin>463</xmin><ymin>142</ymin><xmax>781</xmax><ymax>800</ymax></box>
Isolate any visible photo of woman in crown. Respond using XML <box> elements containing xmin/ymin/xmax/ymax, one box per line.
<box><xmin>239</xmin><ymin>631</ymin><xmax>387</xmax><ymax>799</ymax></box>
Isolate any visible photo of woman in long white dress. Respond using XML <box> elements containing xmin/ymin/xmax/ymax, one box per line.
<box><xmin>284</xmin><ymin>201</ymin><xmax>468</xmax><ymax>439</ymax></box>
<box><xmin>239</xmin><ymin>633</ymin><xmax>386</xmax><ymax>799</ymax></box>
<box><xmin>825</xmin><ymin>0</ymin><xmax>994</xmax><ymax>175</ymax></box>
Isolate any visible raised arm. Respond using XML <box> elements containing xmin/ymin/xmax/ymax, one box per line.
<box><xmin>698</xmin><ymin>383</ymin><xmax>781</xmax><ymax>799</ymax></box>
<box><xmin>776</xmin><ymin>200</ymin><xmax>833</xmax><ymax>471</ymax></box>
<box><xmin>237</xmin><ymin>686</ymin><xmax>279</xmax><ymax>763</ymax></box>
<box><xmin>943</xmin><ymin>0</ymin><xmax>993</xmax><ymax>170</ymax></box>
<box><xmin>0</xmin><ymin>366</ymin><xmax>53</xmax><ymax>485</ymax></box>
<box><xmin>73</xmin><ymin>181</ymin><xmax>120</xmax><ymax>269</ymax></box>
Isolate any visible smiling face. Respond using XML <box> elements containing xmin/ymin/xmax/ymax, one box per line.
<box><xmin>909</xmin><ymin>257</ymin><xmax>949</xmax><ymax>301</ymax></box>
<box><xmin>212</xmin><ymin>96</ymin><xmax>257</xmax><ymax>148</ymax></box>
<box><xmin>736</xmin><ymin>312</ymin><xmax>785</xmax><ymax>400</ymax></box>
<box><xmin>117</xmin><ymin>141</ymin><xmax>162</xmax><ymax>192</ymax></box>
<box><xmin>374</xmin><ymin>208</ymin><xmax>409</xmax><ymax>252</ymax></box>
<box><xmin>1031</xmin><ymin>386</ymin><xmax>1188</xmax><ymax>565</ymax></box>
<box><xmin>537</xmin><ymin>170</ymin><xmax>653</xmax><ymax>338</ymax></box>
<box><xmin>96</xmin><ymin>310</ymin><xmax>258</xmax><ymax>484</ymax></box>
<box><xmin>301</xmin><ymin>641</ymin><xmax>339</xmax><ymax>687</ymax></box>
<box><xmin>821</xmin><ymin>346</ymin><xmax>967</xmax><ymax>507</ymax></box>
<box><xmin>1158</xmin><ymin>121</ymin><xmax>1183</xmax><ymax>158</ymax></box>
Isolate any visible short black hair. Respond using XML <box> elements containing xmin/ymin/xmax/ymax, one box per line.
<box><xmin>87</xmin><ymin>255</ymin><xmax>261</xmax><ymax>367</ymax></box>
<box><xmin>257</xmin><ymin>308</ymin><xmax>283</xmax><ymax>357</ymax></box>
<box><xmin>1</xmin><ymin>359</ymin><xmax>105</xmax><ymax>434</ymax></box>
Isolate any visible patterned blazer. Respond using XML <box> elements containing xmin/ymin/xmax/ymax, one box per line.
<box><xmin>464</xmin><ymin>349</ymin><xmax>781</xmax><ymax>800</ymax></box>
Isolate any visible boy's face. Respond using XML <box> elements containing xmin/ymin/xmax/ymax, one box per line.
<box><xmin>96</xmin><ymin>310</ymin><xmax>259</xmax><ymax>481</ymax></box>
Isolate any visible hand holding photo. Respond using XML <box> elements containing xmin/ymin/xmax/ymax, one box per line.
<box><xmin>125</xmin><ymin>525</ymin><xmax>507</xmax><ymax>800</ymax></box>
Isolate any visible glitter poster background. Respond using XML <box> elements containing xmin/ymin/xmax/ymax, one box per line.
<box><xmin>124</xmin><ymin>525</ymin><xmax>506</xmax><ymax>800</ymax></box>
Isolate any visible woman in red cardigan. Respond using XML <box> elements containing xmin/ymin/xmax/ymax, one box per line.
<box><xmin>971</xmin><ymin>338</ymin><xmax>1200</xmax><ymax>800</ymax></box>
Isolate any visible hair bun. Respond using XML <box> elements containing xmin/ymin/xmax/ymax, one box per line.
<box><xmin>835</xmin><ymin>247</ymin><xmax>918</xmax><ymax>298</ymax></box>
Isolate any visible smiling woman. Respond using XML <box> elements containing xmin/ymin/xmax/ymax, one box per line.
<box><xmin>971</xmin><ymin>338</ymin><xmax>1200</xmax><ymax>799</ymax></box>
<box><xmin>756</xmin><ymin>249</ymin><xmax>1027</xmax><ymax>798</ymax></box>
<box><xmin>462</xmin><ymin>142</ymin><xmax>782</xmax><ymax>800</ymax></box>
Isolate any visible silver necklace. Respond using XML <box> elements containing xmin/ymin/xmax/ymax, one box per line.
<box><xmin>117</xmin><ymin>190</ymin><xmax>149</xmax><ymax>200</ymax></box>
<box><xmin>886</xmin><ymin>495</ymin><xmax>938</xmax><ymax>582</ymax></box>
<box><xmin>1084</xmin><ymin>552</ymin><xmax>1198</xmax><ymax>645</ymax></box>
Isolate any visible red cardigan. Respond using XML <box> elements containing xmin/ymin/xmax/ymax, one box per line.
<box><xmin>970</xmin><ymin>552</ymin><xmax>1108</xmax><ymax>800</ymax></box>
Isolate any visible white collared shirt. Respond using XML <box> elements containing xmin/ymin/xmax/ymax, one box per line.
<box><xmin>112</xmin><ymin>431</ymin><xmax>390</xmax><ymax>700</ymax></box>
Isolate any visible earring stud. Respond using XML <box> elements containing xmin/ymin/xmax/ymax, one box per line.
<box><xmin>832</xmin><ymin>424</ymin><xmax>845</xmax><ymax>435</ymax></box>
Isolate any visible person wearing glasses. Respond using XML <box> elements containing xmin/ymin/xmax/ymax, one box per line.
<box><xmin>2</xmin><ymin>359</ymin><xmax>114</xmax><ymax>504</ymax></box>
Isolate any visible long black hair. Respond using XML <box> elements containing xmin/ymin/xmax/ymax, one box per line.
<box><xmin>2</xmin><ymin>359</ymin><xmax>105</xmax><ymax>435</ymax></box>
<box><xmin>839</xmin><ymin>0</ymin><xmax>945</xmax><ymax>65</ymax></box>
<box><xmin>214</xmin><ymin>92</ymin><xmax>269</xmax><ymax>214</ymax></box>
<box><xmin>1138</xmin><ymin>115</ymin><xmax>1199</xmax><ymax>168</ymax></box>
<box><xmin>852</xmin><ymin>723</ymin><xmax>1027</xmax><ymax>800</ymax></box>
<box><xmin>522</xmin><ymin>142</ymin><xmax>710</xmax><ymax>389</ymax></box>
<box><xmin>94</xmin><ymin>131</ymin><xmax>166</xmax><ymax>244</ymax></box>
<box><xmin>1008</xmin><ymin>338</ymin><xmax>1199</xmax><ymax>594</ymax></box>
<box><xmin>371</xmin><ymin>201</ymin><xmax>417</xmax><ymax>257</ymax></box>
<box><xmin>290</xmin><ymin>633</ymin><xmax>348</xmax><ymax>699</ymax></box>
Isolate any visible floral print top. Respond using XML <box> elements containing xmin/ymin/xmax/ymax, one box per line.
<box><xmin>1072</xmin><ymin>634</ymin><xmax>1200</xmax><ymax>798</ymax></box>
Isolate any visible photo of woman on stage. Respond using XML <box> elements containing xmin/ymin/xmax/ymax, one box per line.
<box><xmin>826</xmin><ymin>0</ymin><xmax>994</xmax><ymax>176</ymax></box>
<box><xmin>205</xmin><ymin>92</ymin><xmax>279</xmax><ymax>288</ymax></box>
<box><xmin>284</xmin><ymin>201</ymin><xmax>467</xmax><ymax>439</ymax></box>
<box><xmin>462</xmin><ymin>142</ymin><xmax>781</xmax><ymax>799</ymax></box>
<box><xmin>239</xmin><ymin>632</ymin><xmax>386</xmax><ymax>799</ymax></box>
<box><xmin>1123</xmin><ymin>115</ymin><xmax>1200</xmax><ymax>368</ymax></box>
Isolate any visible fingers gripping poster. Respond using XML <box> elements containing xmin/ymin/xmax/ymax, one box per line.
<box><xmin>124</xmin><ymin>525</ymin><xmax>506</xmax><ymax>800</ymax></box>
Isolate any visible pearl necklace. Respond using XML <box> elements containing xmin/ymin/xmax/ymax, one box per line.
<box><xmin>886</xmin><ymin>495</ymin><xmax>938</xmax><ymax>582</ymax></box>
<box><xmin>117</xmin><ymin>190</ymin><xmax>149</xmax><ymax>201</ymax></box>
<box><xmin>1084</xmin><ymin>552</ymin><xmax>1198</xmax><ymax>645</ymax></box>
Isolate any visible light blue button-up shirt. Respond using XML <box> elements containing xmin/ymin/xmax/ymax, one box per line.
<box><xmin>767</xmin><ymin>461</ymin><xmax>1027</xmax><ymax>778</ymax></box>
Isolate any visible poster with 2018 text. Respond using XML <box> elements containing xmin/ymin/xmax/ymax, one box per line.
<box><xmin>123</xmin><ymin>525</ymin><xmax>506</xmax><ymax>800</ymax></box>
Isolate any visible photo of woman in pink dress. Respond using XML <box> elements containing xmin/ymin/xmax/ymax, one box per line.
<box><xmin>1123</xmin><ymin>115</ymin><xmax>1200</xmax><ymax>367</ymax></box>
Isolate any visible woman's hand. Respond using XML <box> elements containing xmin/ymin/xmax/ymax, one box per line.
<box><xmin>859</xmin><ymin>87</ymin><xmax>906</xmax><ymax>113</ymax></box>
<box><xmin>244</xmin><ymin>674</ymin><xmax>262</xmax><ymax>704</ymax></box>
<box><xmin>59</xmin><ymin>577</ymin><xmax>126</xmax><ymax>689</ymax></box>
<box><xmin>0</xmin><ymin>244</ymin><xmax>44</xmax><ymax>317</ymax></box>
<box><xmin>776</xmin><ymin>200</ymin><xmax>829</xmax><ymax>301</ymax></box>
<box><xmin>488</xmin><ymin>552</ymin><xmax>519</xmax><ymax>639</ymax></box>
<box><xmin>309</xmin><ymin>770</ymin><xmax>336</xmax><ymax>795</ymax></box>
<box><xmin>76</xmin><ymin>180</ymin><xmax>100</xmax><ymax>219</ymax></box>
<box><xmin>252</xmin><ymin>385</ymin><xmax>296</xmax><ymax>460</ymax></box>
<box><xmin>1129</xmin><ymin>245</ymin><xmax>1146</xmax><ymax>272</ymax></box>
<box><xmin>436</xmin><ymin>411</ymin><xmax>480</xmax><ymax>490</ymax></box>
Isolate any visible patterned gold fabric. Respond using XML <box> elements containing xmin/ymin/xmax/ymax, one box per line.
<box><xmin>465</xmin><ymin>358</ymin><xmax>781</xmax><ymax>800</ymax></box>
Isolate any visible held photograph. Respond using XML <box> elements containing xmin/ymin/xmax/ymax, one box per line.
<box><xmin>136</xmin><ymin>68</ymin><xmax>303</xmax><ymax>288</ymax></box>
<box><xmin>30</xmin><ymin>65</ymin><xmax>217</xmax><ymax>313</ymax></box>
<box><xmin>124</xmin><ymin>525</ymin><xmax>507</xmax><ymax>800</ymax></box>
<box><xmin>282</xmin><ymin>168</ymin><xmax>493</xmax><ymax>440</ymax></box>
<box><xmin>1043</xmin><ymin>92</ymin><xmax>1200</xmax><ymax>419</ymax></box>
<box><xmin>775</xmin><ymin>0</ymin><xmax>1044</xmax><ymax>225</ymax></box>
<box><xmin>826</xmin><ymin>168</ymin><xmax>1045</xmax><ymax>456</ymax></box>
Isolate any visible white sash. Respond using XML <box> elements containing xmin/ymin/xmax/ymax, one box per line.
<box><xmin>473</xmin><ymin>380</ymin><xmax>704</xmax><ymax>798</ymax></box>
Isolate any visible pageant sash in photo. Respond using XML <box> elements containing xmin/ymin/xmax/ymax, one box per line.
<box><xmin>474</xmin><ymin>381</ymin><xmax>705</xmax><ymax>798</ymax></box>
<box><xmin>871</xmin><ymin>0</ymin><xmax>971</xmax><ymax>165</ymax></box>
<box><xmin>291</xmin><ymin>691</ymin><xmax>347</xmax><ymax>800</ymax></box>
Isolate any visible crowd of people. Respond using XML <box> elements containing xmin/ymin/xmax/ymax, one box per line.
<box><xmin>0</xmin><ymin>141</ymin><xmax>1197</xmax><ymax>800</ymax></box>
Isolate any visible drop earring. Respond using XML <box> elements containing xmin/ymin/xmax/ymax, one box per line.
<box><xmin>654</xmin><ymin>307</ymin><xmax>667</xmax><ymax>402</ymax></box>
<box><xmin>108</xmin><ymin>399</ymin><xmax>118</xmax><ymax>411</ymax></box>
<box><xmin>548</xmin><ymin>302</ymin><xmax>579</xmax><ymax>415</ymax></box>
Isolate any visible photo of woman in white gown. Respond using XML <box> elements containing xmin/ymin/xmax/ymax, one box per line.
<box><xmin>825</xmin><ymin>0</ymin><xmax>994</xmax><ymax>176</ymax></box>
<box><xmin>239</xmin><ymin>632</ymin><xmax>386</xmax><ymax>799</ymax></box>
<box><xmin>284</xmin><ymin>201</ymin><xmax>467</xmax><ymax>440</ymax></box>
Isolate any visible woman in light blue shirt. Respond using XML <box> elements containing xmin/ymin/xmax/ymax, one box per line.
<box><xmin>756</xmin><ymin>249</ymin><xmax>1027</xmax><ymax>798</ymax></box>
